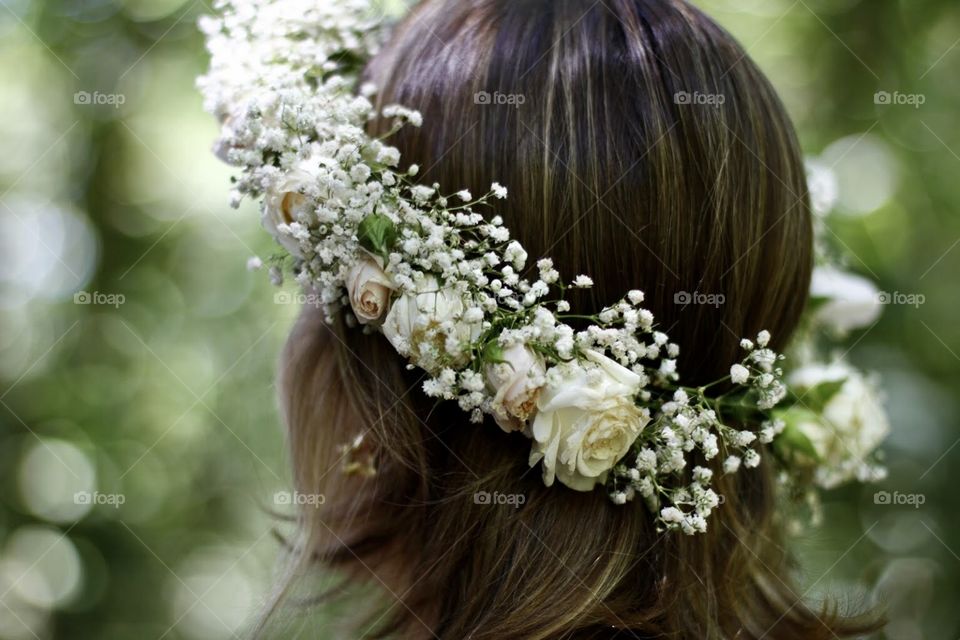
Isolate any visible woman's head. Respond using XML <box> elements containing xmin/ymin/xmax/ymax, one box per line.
<box><xmin>275</xmin><ymin>1</ymin><xmax>875</xmax><ymax>637</ymax></box>
<box><xmin>367</xmin><ymin>0</ymin><xmax>812</xmax><ymax>381</ymax></box>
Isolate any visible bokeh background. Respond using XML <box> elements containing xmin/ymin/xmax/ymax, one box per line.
<box><xmin>0</xmin><ymin>0</ymin><xmax>957</xmax><ymax>638</ymax></box>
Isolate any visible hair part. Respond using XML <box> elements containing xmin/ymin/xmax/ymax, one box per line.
<box><xmin>264</xmin><ymin>1</ymin><xmax>882</xmax><ymax>637</ymax></box>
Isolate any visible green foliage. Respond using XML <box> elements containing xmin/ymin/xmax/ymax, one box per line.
<box><xmin>789</xmin><ymin>379</ymin><xmax>847</xmax><ymax>413</ymax></box>
<box><xmin>775</xmin><ymin>407</ymin><xmax>823</xmax><ymax>462</ymax></box>
<box><xmin>357</xmin><ymin>212</ymin><xmax>398</xmax><ymax>260</ymax></box>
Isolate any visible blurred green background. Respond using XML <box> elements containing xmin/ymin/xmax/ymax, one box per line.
<box><xmin>0</xmin><ymin>0</ymin><xmax>957</xmax><ymax>638</ymax></box>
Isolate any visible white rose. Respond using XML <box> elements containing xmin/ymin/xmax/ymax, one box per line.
<box><xmin>382</xmin><ymin>276</ymin><xmax>482</xmax><ymax>372</ymax></box>
<box><xmin>486</xmin><ymin>344</ymin><xmax>546</xmax><ymax>433</ymax></box>
<box><xmin>529</xmin><ymin>350</ymin><xmax>650</xmax><ymax>491</ymax></box>
<box><xmin>347</xmin><ymin>256</ymin><xmax>395</xmax><ymax>324</ymax></box>
<box><xmin>262</xmin><ymin>163</ymin><xmax>322</xmax><ymax>257</ymax></box>
<box><xmin>788</xmin><ymin>362</ymin><xmax>889</xmax><ymax>488</ymax></box>
<box><xmin>809</xmin><ymin>266</ymin><xmax>882</xmax><ymax>334</ymax></box>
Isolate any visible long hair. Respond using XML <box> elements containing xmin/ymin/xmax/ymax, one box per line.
<box><xmin>266</xmin><ymin>1</ymin><xmax>882</xmax><ymax>637</ymax></box>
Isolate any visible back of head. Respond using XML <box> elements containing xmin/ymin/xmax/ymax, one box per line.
<box><xmin>277</xmin><ymin>1</ymin><xmax>877</xmax><ymax>638</ymax></box>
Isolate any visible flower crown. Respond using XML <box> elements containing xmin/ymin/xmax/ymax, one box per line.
<box><xmin>198</xmin><ymin>0</ymin><xmax>888</xmax><ymax>534</ymax></box>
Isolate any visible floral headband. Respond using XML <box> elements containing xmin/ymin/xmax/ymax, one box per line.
<box><xmin>198</xmin><ymin>0</ymin><xmax>888</xmax><ymax>534</ymax></box>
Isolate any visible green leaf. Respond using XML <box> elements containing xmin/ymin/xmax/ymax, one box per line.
<box><xmin>483</xmin><ymin>341</ymin><xmax>506</xmax><ymax>366</ymax></box>
<box><xmin>357</xmin><ymin>213</ymin><xmax>398</xmax><ymax>260</ymax></box>
<box><xmin>805</xmin><ymin>295</ymin><xmax>831</xmax><ymax>314</ymax></box>
<box><xmin>773</xmin><ymin>408</ymin><xmax>822</xmax><ymax>463</ymax></box>
<box><xmin>800</xmin><ymin>378</ymin><xmax>847</xmax><ymax>413</ymax></box>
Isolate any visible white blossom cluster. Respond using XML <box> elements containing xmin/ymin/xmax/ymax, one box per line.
<box><xmin>608</xmin><ymin>334</ymin><xmax>789</xmax><ymax>533</ymax></box>
<box><xmin>199</xmin><ymin>0</ymin><xmax>889</xmax><ymax>535</ymax></box>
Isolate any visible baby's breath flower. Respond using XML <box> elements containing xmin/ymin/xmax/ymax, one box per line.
<box><xmin>723</xmin><ymin>456</ymin><xmax>742</xmax><ymax>474</ymax></box>
<box><xmin>730</xmin><ymin>364</ymin><xmax>750</xmax><ymax>384</ymax></box>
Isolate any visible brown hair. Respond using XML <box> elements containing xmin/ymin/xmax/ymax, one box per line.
<box><xmin>266</xmin><ymin>0</ymin><xmax>881</xmax><ymax>637</ymax></box>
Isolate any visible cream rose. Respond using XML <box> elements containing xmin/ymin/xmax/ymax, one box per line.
<box><xmin>486</xmin><ymin>344</ymin><xmax>546</xmax><ymax>433</ymax></box>
<box><xmin>787</xmin><ymin>362</ymin><xmax>889</xmax><ymax>488</ymax></box>
<box><xmin>381</xmin><ymin>276</ymin><xmax>483</xmax><ymax>371</ymax></box>
<box><xmin>529</xmin><ymin>350</ymin><xmax>650</xmax><ymax>491</ymax></box>
<box><xmin>347</xmin><ymin>256</ymin><xmax>394</xmax><ymax>324</ymax></box>
<box><xmin>262</xmin><ymin>163</ymin><xmax>322</xmax><ymax>256</ymax></box>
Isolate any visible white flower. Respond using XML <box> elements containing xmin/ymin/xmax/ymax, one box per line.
<box><xmin>376</xmin><ymin>146</ymin><xmax>400</xmax><ymax>166</ymax></box>
<box><xmin>809</xmin><ymin>266</ymin><xmax>882</xmax><ymax>334</ymax></box>
<box><xmin>787</xmin><ymin>362</ymin><xmax>889</xmax><ymax>488</ymax></box>
<box><xmin>486</xmin><ymin>344</ymin><xmax>546</xmax><ymax>432</ymax></box>
<box><xmin>382</xmin><ymin>276</ymin><xmax>482</xmax><ymax>371</ymax></box>
<box><xmin>572</xmin><ymin>275</ymin><xmax>593</xmax><ymax>288</ymax></box>
<box><xmin>504</xmin><ymin>241</ymin><xmax>528</xmax><ymax>270</ymax></box>
<box><xmin>462</xmin><ymin>306</ymin><xmax>484</xmax><ymax>324</ymax></box>
<box><xmin>723</xmin><ymin>456</ymin><xmax>741</xmax><ymax>474</ymax></box>
<box><xmin>350</xmin><ymin>164</ymin><xmax>372</xmax><ymax>183</ymax></box>
<box><xmin>729</xmin><ymin>364</ymin><xmax>750</xmax><ymax>385</ymax></box>
<box><xmin>660</xmin><ymin>506</ymin><xmax>685</xmax><ymax>525</ymax></box>
<box><xmin>262</xmin><ymin>165</ymin><xmax>320</xmax><ymax>256</ymax></box>
<box><xmin>491</xmin><ymin>182</ymin><xmax>508</xmax><ymax>199</ymax></box>
<box><xmin>806</xmin><ymin>160</ymin><xmax>839</xmax><ymax>217</ymax></box>
<box><xmin>529</xmin><ymin>350</ymin><xmax>650</xmax><ymax>491</ymax></box>
<box><xmin>346</xmin><ymin>255</ymin><xmax>395</xmax><ymax>324</ymax></box>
